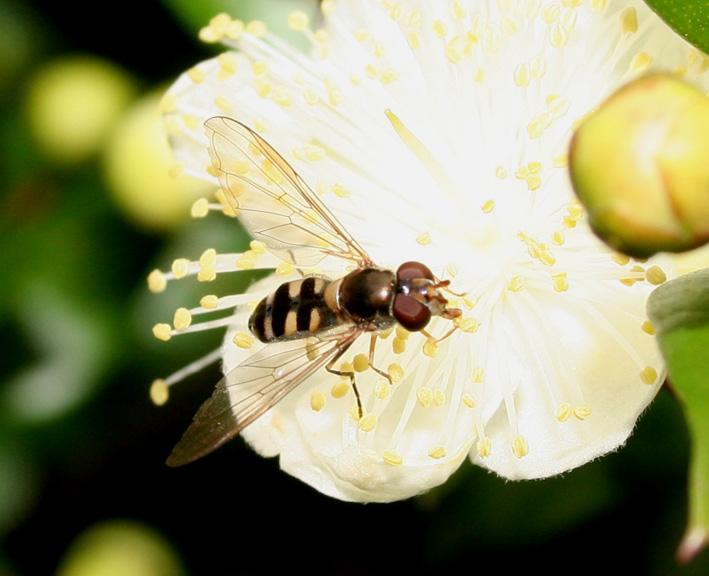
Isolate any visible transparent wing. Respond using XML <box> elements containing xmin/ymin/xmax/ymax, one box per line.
<box><xmin>166</xmin><ymin>326</ymin><xmax>362</xmax><ymax>467</ymax></box>
<box><xmin>205</xmin><ymin>116</ymin><xmax>372</xmax><ymax>268</ymax></box>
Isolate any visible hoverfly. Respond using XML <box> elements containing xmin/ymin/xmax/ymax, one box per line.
<box><xmin>166</xmin><ymin>116</ymin><xmax>461</xmax><ymax>467</ymax></box>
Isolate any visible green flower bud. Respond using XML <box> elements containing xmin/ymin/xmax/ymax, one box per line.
<box><xmin>26</xmin><ymin>55</ymin><xmax>138</xmax><ymax>165</ymax></box>
<box><xmin>102</xmin><ymin>91</ymin><xmax>213</xmax><ymax>232</ymax></box>
<box><xmin>569</xmin><ymin>73</ymin><xmax>709</xmax><ymax>257</ymax></box>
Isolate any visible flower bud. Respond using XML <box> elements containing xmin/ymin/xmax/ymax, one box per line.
<box><xmin>102</xmin><ymin>91</ymin><xmax>213</xmax><ymax>232</ymax></box>
<box><xmin>569</xmin><ymin>73</ymin><xmax>709</xmax><ymax>257</ymax></box>
<box><xmin>26</xmin><ymin>55</ymin><xmax>137</xmax><ymax>165</ymax></box>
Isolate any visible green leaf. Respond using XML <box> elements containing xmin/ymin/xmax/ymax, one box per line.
<box><xmin>643</xmin><ymin>0</ymin><xmax>709</xmax><ymax>55</ymax></box>
<box><xmin>647</xmin><ymin>268</ymin><xmax>709</xmax><ymax>563</ymax></box>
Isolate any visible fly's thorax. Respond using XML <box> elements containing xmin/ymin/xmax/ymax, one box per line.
<box><xmin>249</xmin><ymin>276</ymin><xmax>341</xmax><ymax>342</ymax></box>
<box><xmin>338</xmin><ymin>268</ymin><xmax>396</xmax><ymax>326</ymax></box>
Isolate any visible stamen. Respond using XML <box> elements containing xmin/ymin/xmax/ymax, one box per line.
<box><xmin>359</xmin><ymin>413</ymin><xmax>377</xmax><ymax>432</ymax></box>
<box><xmin>385</xmin><ymin>109</ymin><xmax>457</xmax><ymax>196</ymax></box>
<box><xmin>310</xmin><ymin>390</ymin><xmax>326</xmax><ymax>411</ymax></box>
<box><xmin>428</xmin><ymin>445</ymin><xmax>447</xmax><ymax>459</ymax></box>
<box><xmin>331</xmin><ymin>381</ymin><xmax>350</xmax><ymax>398</ymax></box>
<box><xmin>382</xmin><ymin>450</ymin><xmax>403</xmax><ymax>466</ymax></box>
<box><xmin>147</xmin><ymin>270</ymin><xmax>167</xmax><ymax>293</ymax></box>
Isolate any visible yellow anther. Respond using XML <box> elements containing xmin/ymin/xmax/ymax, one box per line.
<box><xmin>246</xmin><ymin>20</ymin><xmax>267</xmax><ymax>37</ymax></box>
<box><xmin>423</xmin><ymin>339</ymin><xmax>439</xmax><ymax>358</ymax></box>
<box><xmin>217</xmin><ymin>53</ymin><xmax>238</xmax><ymax>80</ymax></box>
<box><xmin>552</xmin><ymin>272</ymin><xmax>569</xmax><ymax>292</ymax></box>
<box><xmin>455</xmin><ymin>316</ymin><xmax>480</xmax><ymax>333</ymax></box>
<box><xmin>171</xmin><ymin>258</ymin><xmax>191</xmax><ymax>279</ymax></box>
<box><xmin>406</xmin><ymin>32</ymin><xmax>420</xmax><ymax>50</ymax></box>
<box><xmin>214</xmin><ymin>96</ymin><xmax>233</xmax><ymax>111</ymax></box>
<box><xmin>646</xmin><ymin>265</ymin><xmax>667</xmax><ymax>285</ymax></box>
<box><xmin>359</xmin><ymin>413</ymin><xmax>377</xmax><ymax>432</ymax></box>
<box><xmin>340</xmin><ymin>361</ymin><xmax>353</xmax><ymax>373</ymax></box>
<box><xmin>354</xmin><ymin>28</ymin><xmax>371</xmax><ymax>43</ymax></box>
<box><xmin>276</xmin><ymin>261</ymin><xmax>295</xmax><ymax>276</ymax></box>
<box><xmin>187</xmin><ymin>67</ymin><xmax>206</xmax><ymax>83</ymax></box>
<box><xmin>237</xmin><ymin>251</ymin><xmax>258</xmax><ymax>270</ymax></box>
<box><xmin>349</xmin><ymin>405</ymin><xmax>362</xmax><ymax>421</ymax></box>
<box><xmin>549</xmin><ymin>22</ymin><xmax>569</xmax><ymax>48</ymax></box>
<box><xmin>477</xmin><ymin>436</ymin><xmax>492</xmax><ymax>457</ymax></box>
<box><xmin>288</xmin><ymin>10</ymin><xmax>310</xmax><ymax>31</ymax></box>
<box><xmin>507</xmin><ymin>275</ymin><xmax>525</xmax><ymax>291</ymax></box>
<box><xmin>462</xmin><ymin>393</ymin><xmax>477</xmax><ymax>408</ymax></box>
<box><xmin>555</xmin><ymin>402</ymin><xmax>573</xmax><ymax>422</ymax></box>
<box><xmin>249</xmin><ymin>240</ymin><xmax>267</xmax><ymax>254</ymax></box>
<box><xmin>433</xmin><ymin>19</ymin><xmax>447</xmax><ymax>38</ymax></box>
<box><xmin>574</xmin><ymin>405</ymin><xmax>592</xmax><ymax>420</ymax></box>
<box><xmin>331</xmin><ymin>381</ymin><xmax>350</xmax><ymax>399</ymax></box>
<box><xmin>375</xmin><ymin>380</ymin><xmax>391</xmax><ymax>399</ymax></box>
<box><xmin>551</xmin><ymin>231</ymin><xmax>564</xmax><ymax>246</ymax></box>
<box><xmin>417</xmin><ymin>387</ymin><xmax>433</xmax><ymax>408</ymax></box>
<box><xmin>640</xmin><ymin>366</ymin><xmax>659</xmax><ymax>385</ymax></box>
<box><xmin>173</xmin><ymin>308</ymin><xmax>192</xmax><ymax>331</ymax></box>
<box><xmin>150</xmin><ymin>379</ymin><xmax>169</xmax><ymax>406</ymax></box>
<box><xmin>553</xmin><ymin>153</ymin><xmax>568</xmax><ymax>168</ymax></box>
<box><xmin>152</xmin><ymin>323</ymin><xmax>172</xmax><ymax>342</ymax></box>
<box><xmin>620</xmin><ymin>6</ymin><xmax>638</xmax><ymax>33</ymax></box>
<box><xmin>526</xmin><ymin>174</ymin><xmax>542</xmax><ymax>191</ymax></box>
<box><xmin>428</xmin><ymin>445</ymin><xmax>447</xmax><ymax>459</ymax></box>
<box><xmin>199</xmin><ymin>248</ymin><xmax>217</xmax><ymax>267</ymax></box>
<box><xmin>472</xmin><ymin>366</ymin><xmax>485</xmax><ymax>383</ymax></box>
<box><xmin>612</xmin><ymin>253</ymin><xmax>631</xmax><ymax>266</ymax></box>
<box><xmin>512</xmin><ymin>435</ymin><xmax>529</xmax><ymax>458</ymax></box>
<box><xmin>630</xmin><ymin>51</ymin><xmax>653</xmax><ymax>74</ymax></box>
<box><xmin>197</xmin><ymin>266</ymin><xmax>216</xmax><ymax>282</ymax></box>
<box><xmin>416</xmin><ymin>232</ymin><xmax>432</xmax><ymax>245</ymax></box>
<box><xmin>388</xmin><ymin>363</ymin><xmax>404</xmax><ymax>383</ymax></box>
<box><xmin>538</xmin><ymin>250</ymin><xmax>556</xmax><ymax>267</ymax></box>
<box><xmin>481</xmin><ymin>199</ymin><xmax>495</xmax><ymax>213</ymax></box>
<box><xmin>395</xmin><ymin>325</ymin><xmax>410</xmax><ymax>339</ymax></box>
<box><xmin>147</xmin><ymin>269</ymin><xmax>167</xmax><ymax>293</ymax></box>
<box><xmin>310</xmin><ymin>390</ymin><xmax>326</xmax><ymax>412</ymax></box>
<box><xmin>382</xmin><ymin>450</ymin><xmax>403</xmax><ymax>466</ymax></box>
<box><xmin>353</xmin><ymin>353</ymin><xmax>369</xmax><ymax>372</ymax></box>
<box><xmin>332</xmin><ymin>183</ymin><xmax>350</xmax><ymax>198</ymax></box>
<box><xmin>191</xmin><ymin>198</ymin><xmax>210</xmax><ymax>218</ymax></box>
<box><xmin>321</xmin><ymin>0</ymin><xmax>334</xmax><ymax>16</ymax></box>
<box><xmin>433</xmin><ymin>388</ymin><xmax>446</xmax><ymax>407</ymax></box>
<box><xmin>233</xmin><ymin>332</ymin><xmax>254</xmax><ymax>349</ymax></box>
<box><xmin>392</xmin><ymin>337</ymin><xmax>406</xmax><ymax>354</ymax></box>
<box><xmin>641</xmin><ymin>320</ymin><xmax>655</xmax><ymax>335</ymax></box>
<box><xmin>200</xmin><ymin>295</ymin><xmax>219</xmax><ymax>309</ymax></box>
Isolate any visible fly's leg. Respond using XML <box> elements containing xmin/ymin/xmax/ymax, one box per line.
<box><xmin>325</xmin><ymin>340</ymin><xmax>363</xmax><ymax>417</ymax></box>
<box><xmin>365</xmin><ymin>334</ymin><xmax>394</xmax><ymax>384</ymax></box>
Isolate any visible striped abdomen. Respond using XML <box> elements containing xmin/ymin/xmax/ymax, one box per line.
<box><xmin>249</xmin><ymin>277</ymin><xmax>342</xmax><ymax>343</ymax></box>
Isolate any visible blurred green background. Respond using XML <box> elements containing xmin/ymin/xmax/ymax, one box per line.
<box><xmin>1</xmin><ymin>0</ymin><xmax>708</xmax><ymax>574</ymax></box>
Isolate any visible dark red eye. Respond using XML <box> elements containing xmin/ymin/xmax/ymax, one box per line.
<box><xmin>393</xmin><ymin>294</ymin><xmax>431</xmax><ymax>332</ymax></box>
<box><xmin>396</xmin><ymin>261</ymin><xmax>434</xmax><ymax>282</ymax></box>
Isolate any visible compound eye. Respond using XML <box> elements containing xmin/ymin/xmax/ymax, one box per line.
<box><xmin>393</xmin><ymin>294</ymin><xmax>431</xmax><ymax>332</ymax></box>
<box><xmin>397</xmin><ymin>261</ymin><xmax>434</xmax><ymax>282</ymax></box>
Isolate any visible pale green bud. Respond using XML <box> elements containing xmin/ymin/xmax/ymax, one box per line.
<box><xmin>569</xmin><ymin>73</ymin><xmax>709</xmax><ymax>257</ymax></box>
<box><xmin>26</xmin><ymin>55</ymin><xmax>138</xmax><ymax>164</ymax></box>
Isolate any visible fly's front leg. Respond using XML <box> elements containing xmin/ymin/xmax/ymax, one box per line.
<box><xmin>365</xmin><ymin>334</ymin><xmax>393</xmax><ymax>385</ymax></box>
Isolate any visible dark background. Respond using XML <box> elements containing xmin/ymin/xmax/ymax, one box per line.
<box><xmin>1</xmin><ymin>0</ymin><xmax>708</xmax><ymax>574</ymax></box>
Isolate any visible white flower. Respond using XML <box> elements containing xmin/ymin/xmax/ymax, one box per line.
<box><xmin>150</xmin><ymin>0</ymin><xmax>709</xmax><ymax>502</ymax></box>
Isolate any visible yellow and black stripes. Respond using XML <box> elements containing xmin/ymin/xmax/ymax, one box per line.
<box><xmin>249</xmin><ymin>277</ymin><xmax>341</xmax><ymax>342</ymax></box>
